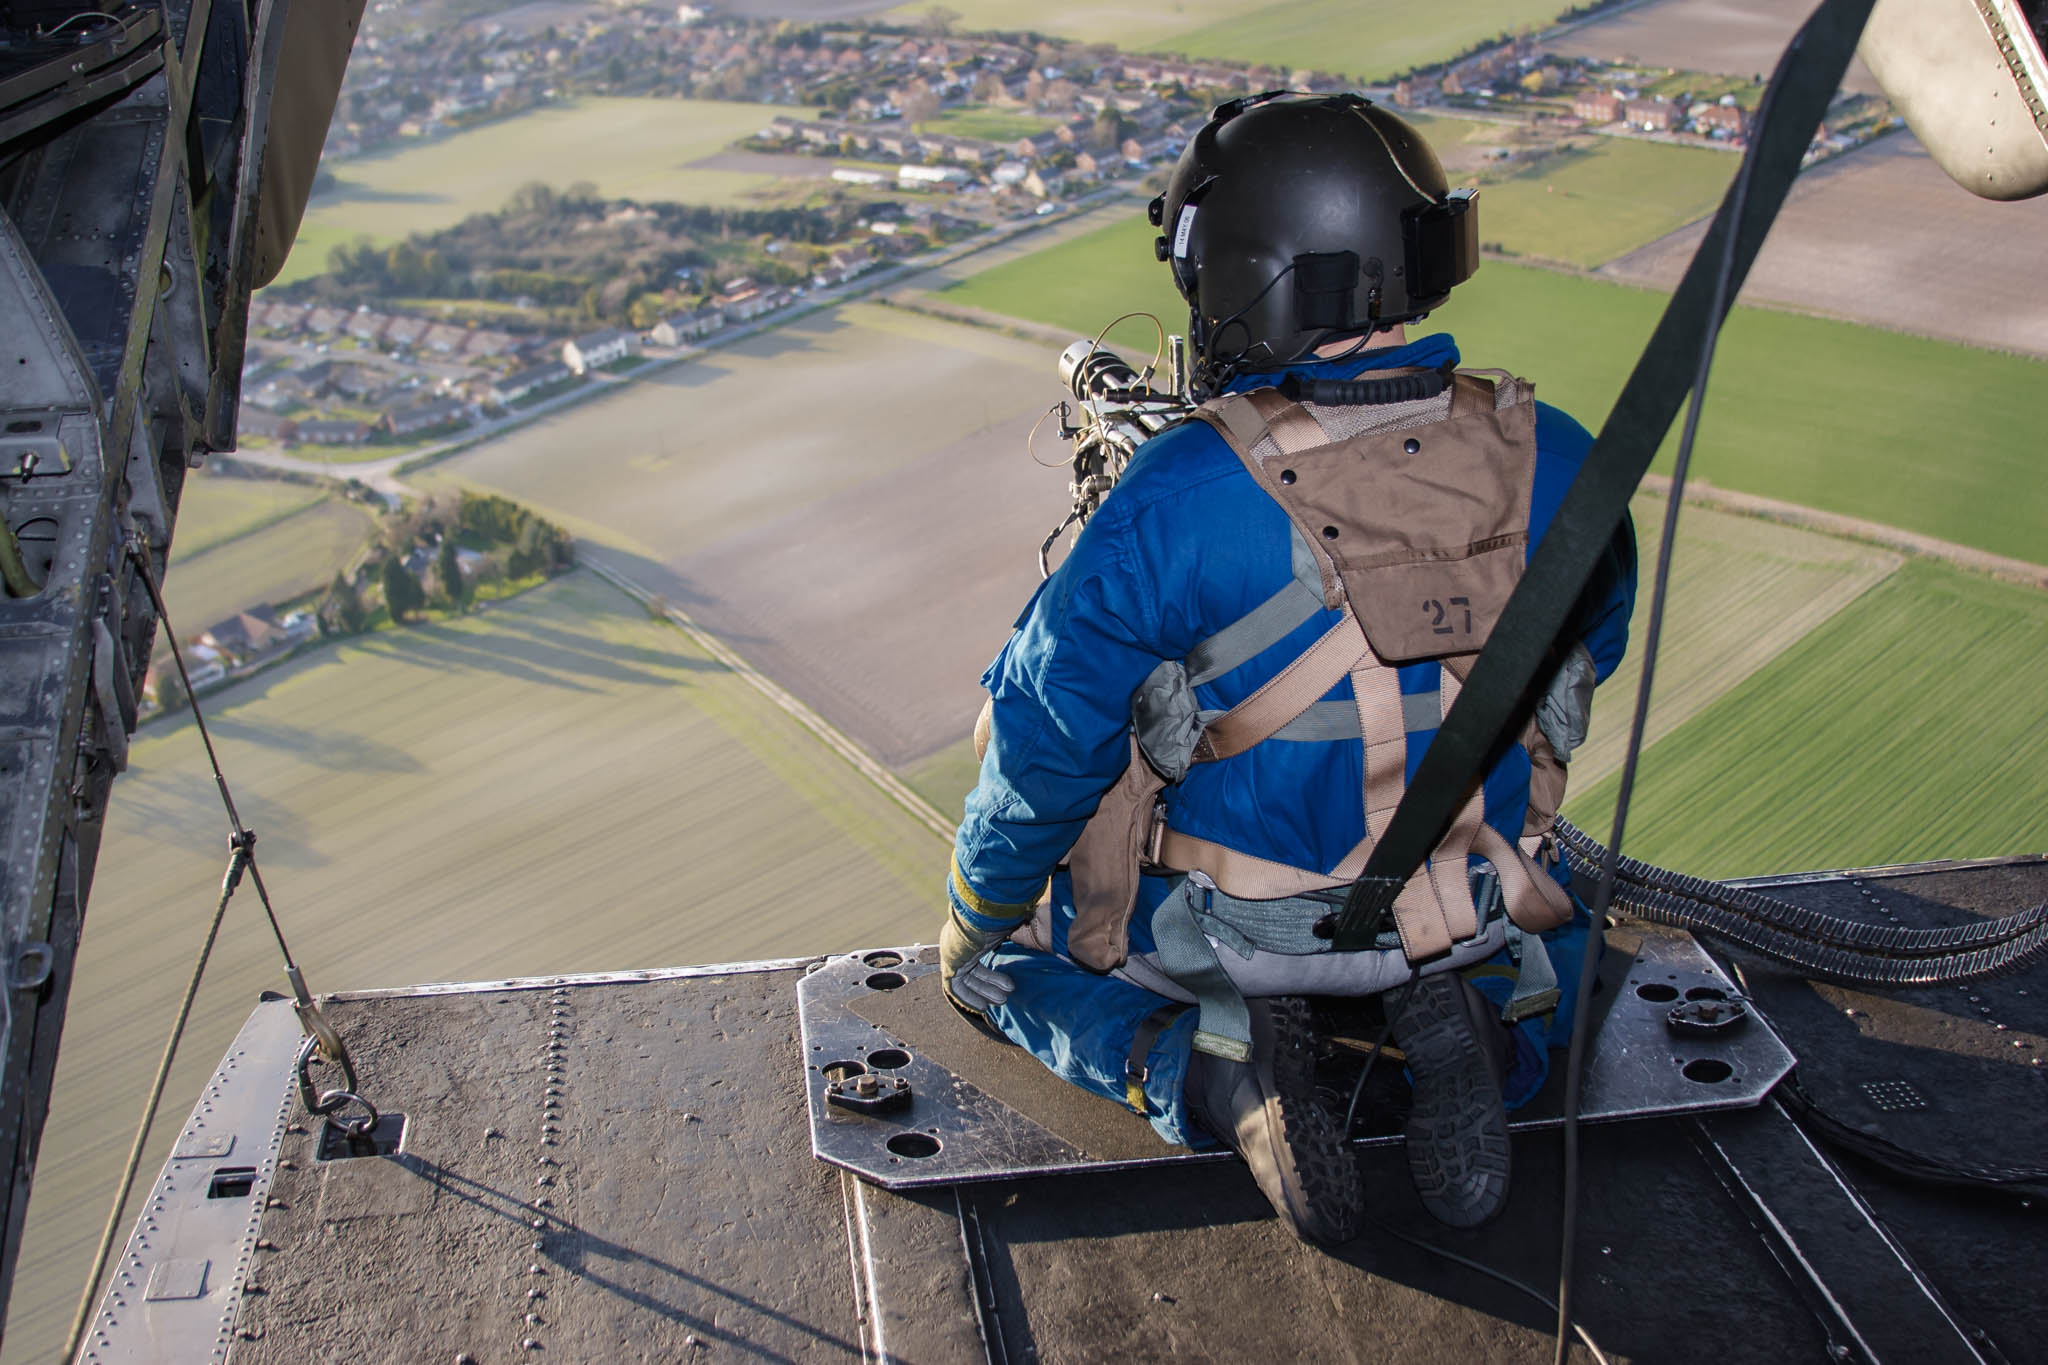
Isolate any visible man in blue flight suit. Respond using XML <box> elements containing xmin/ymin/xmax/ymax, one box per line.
<box><xmin>939</xmin><ymin>93</ymin><xmax>1635</xmax><ymax>1243</ymax></box>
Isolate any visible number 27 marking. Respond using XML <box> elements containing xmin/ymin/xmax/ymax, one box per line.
<box><xmin>1426</xmin><ymin>596</ymin><xmax>1472</xmax><ymax>635</ymax></box>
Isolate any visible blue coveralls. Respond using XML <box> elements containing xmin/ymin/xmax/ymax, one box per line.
<box><xmin>949</xmin><ymin>333</ymin><xmax>1638</xmax><ymax>1145</ymax></box>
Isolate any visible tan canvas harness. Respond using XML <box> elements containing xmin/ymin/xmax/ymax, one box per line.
<box><xmin>1062</xmin><ymin>371</ymin><xmax>1575</xmax><ymax>1001</ymax></box>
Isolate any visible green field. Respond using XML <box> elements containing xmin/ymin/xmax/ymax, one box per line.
<box><xmin>163</xmin><ymin>496</ymin><xmax>376</xmax><ymax>631</ymax></box>
<box><xmin>923</xmin><ymin>104</ymin><xmax>1061</xmax><ymax>143</ymax></box>
<box><xmin>885</xmin><ymin>0</ymin><xmax>1576</xmax><ymax>80</ymax></box>
<box><xmin>1564</xmin><ymin>559</ymin><xmax>2048</xmax><ymax>877</ymax></box>
<box><xmin>275</xmin><ymin>97</ymin><xmax>818</xmax><ymax>285</ymax></box>
<box><xmin>6</xmin><ymin>571</ymin><xmax>946</xmax><ymax>1361</ymax></box>
<box><xmin>1570</xmin><ymin>493</ymin><xmax>1900</xmax><ymax>788</ymax></box>
<box><xmin>170</xmin><ymin>474</ymin><xmax>326</xmax><ymax>557</ymax></box>
<box><xmin>944</xmin><ymin>231</ymin><xmax>2048</xmax><ymax>565</ymax></box>
<box><xmin>1467</xmin><ymin>137</ymin><xmax>1734</xmax><ymax>267</ymax></box>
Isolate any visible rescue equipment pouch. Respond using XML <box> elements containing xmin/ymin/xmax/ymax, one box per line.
<box><xmin>1062</xmin><ymin>370</ymin><xmax>1576</xmax><ymax>1053</ymax></box>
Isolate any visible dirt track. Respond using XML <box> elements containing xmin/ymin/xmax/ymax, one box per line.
<box><xmin>1600</xmin><ymin>133</ymin><xmax>2048</xmax><ymax>357</ymax></box>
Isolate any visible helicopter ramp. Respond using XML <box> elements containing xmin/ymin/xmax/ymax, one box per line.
<box><xmin>76</xmin><ymin>856</ymin><xmax>2048</xmax><ymax>1364</ymax></box>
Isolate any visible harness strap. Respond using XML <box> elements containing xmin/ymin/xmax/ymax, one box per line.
<box><xmin>1239</xmin><ymin>387</ymin><xmax>1329</xmax><ymax>454</ymax></box>
<box><xmin>1150</xmin><ymin>887</ymin><xmax>1254</xmax><ymax>1061</ymax></box>
<box><xmin>1124</xmin><ymin>1003</ymin><xmax>1189</xmax><ymax>1114</ymax></box>
<box><xmin>1195</xmin><ymin>611</ymin><xmax>1368</xmax><ymax>762</ymax></box>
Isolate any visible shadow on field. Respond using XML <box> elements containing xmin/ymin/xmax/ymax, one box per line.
<box><xmin>109</xmin><ymin>768</ymin><xmax>329</xmax><ymax>868</ymax></box>
<box><xmin>206</xmin><ymin>713</ymin><xmax>424</xmax><ymax>775</ymax></box>
<box><xmin>485</xmin><ymin>616</ymin><xmax>716</xmax><ymax>674</ymax></box>
<box><xmin>356</xmin><ymin>616</ymin><xmax>709</xmax><ymax>692</ymax></box>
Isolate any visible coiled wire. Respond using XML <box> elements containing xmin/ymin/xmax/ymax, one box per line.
<box><xmin>1552</xmin><ymin>818</ymin><xmax>2048</xmax><ymax>986</ymax></box>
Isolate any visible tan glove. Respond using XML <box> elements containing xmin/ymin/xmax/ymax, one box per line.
<box><xmin>939</xmin><ymin>909</ymin><xmax>1017</xmax><ymax>1016</ymax></box>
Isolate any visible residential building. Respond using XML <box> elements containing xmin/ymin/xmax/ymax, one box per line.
<box><xmin>649</xmin><ymin>310</ymin><xmax>723</xmax><ymax>347</ymax></box>
<box><xmin>422</xmin><ymin>323</ymin><xmax>471</xmax><ymax>354</ymax></box>
<box><xmin>382</xmin><ymin>397</ymin><xmax>471</xmax><ymax>437</ymax></box>
<box><xmin>295</xmin><ymin>417</ymin><xmax>373</xmax><ymax>446</ymax></box>
<box><xmin>489</xmin><ymin>360</ymin><xmax>576</xmax><ymax>404</ymax></box>
<box><xmin>1697</xmin><ymin>103</ymin><xmax>1750</xmax><ymax>138</ymax></box>
<box><xmin>1574</xmin><ymin>90</ymin><xmax>1624</xmax><ymax>123</ymax></box>
<box><xmin>562</xmin><ymin>328</ymin><xmax>637</xmax><ymax>373</ymax></box>
<box><xmin>1625</xmin><ymin>97</ymin><xmax>1680</xmax><ymax>131</ymax></box>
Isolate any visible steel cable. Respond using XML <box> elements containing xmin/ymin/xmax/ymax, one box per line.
<box><xmin>63</xmin><ymin>547</ymin><xmax>367</xmax><ymax>1358</ymax></box>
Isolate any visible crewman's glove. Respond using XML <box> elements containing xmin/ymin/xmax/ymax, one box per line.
<box><xmin>939</xmin><ymin>908</ymin><xmax>1017</xmax><ymax>1016</ymax></box>
<box><xmin>1536</xmin><ymin>641</ymin><xmax>1598</xmax><ymax>764</ymax></box>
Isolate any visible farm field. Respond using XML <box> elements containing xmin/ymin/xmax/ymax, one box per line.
<box><xmin>419</xmin><ymin>302</ymin><xmax>1064</xmax><ymax>768</ymax></box>
<box><xmin>169</xmin><ymin>474</ymin><xmax>325</xmax><ymax>557</ymax></box>
<box><xmin>1547</xmin><ymin>0</ymin><xmax>1882</xmax><ymax>94</ymax></box>
<box><xmin>946</xmin><ymin>235</ymin><xmax>2048</xmax><ymax>566</ymax></box>
<box><xmin>1602</xmin><ymin>132</ymin><xmax>2048</xmax><ymax>358</ymax></box>
<box><xmin>1401</xmin><ymin>113</ymin><xmax>1736</xmax><ymax>267</ymax></box>
<box><xmin>880</xmin><ymin>0</ymin><xmax>1580</xmax><ymax>80</ymax></box>
<box><xmin>161</xmin><ymin>495</ymin><xmax>376</xmax><ymax>632</ymax></box>
<box><xmin>1569</xmin><ymin>492</ymin><xmax>1900</xmax><ymax>789</ymax></box>
<box><xmin>4</xmin><ymin>571</ymin><xmax>947</xmax><ymax>1363</ymax></box>
<box><xmin>274</xmin><ymin>97</ymin><xmax>817</xmax><ymax>285</ymax></box>
<box><xmin>1563</xmin><ymin>559</ymin><xmax>2048</xmax><ymax>878</ymax></box>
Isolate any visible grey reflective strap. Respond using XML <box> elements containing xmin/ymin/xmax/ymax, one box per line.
<box><xmin>1192</xmin><ymin>689</ymin><xmax>1441</xmax><ymax>744</ymax></box>
<box><xmin>1124</xmin><ymin>1003</ymin><xmax>1189</xmax><ymax>1114</ymax></box>
<box><xmin>1197</xmin><ymin>699</ymin><xmax>1356</xmax><ymax>743</ymax></box>
<box><xmin>1186</xmin><ymin>528</ymin><xmax>1327</xmax><ymax>687</ymax></box>
<box><xmin>1150</xmin><ymin>888</ymin><xmax>1253</xmax><ymax>1061</ymax></box>
<box><xmin>1502</xmin><ymin>921</ymin><xmax>1561</xmax><ymax>1022</ymax></box>
<box><xmin>1401</xmin><ymin>690</ymin><xmax>1443</xmax><ymax>734</ymax></box>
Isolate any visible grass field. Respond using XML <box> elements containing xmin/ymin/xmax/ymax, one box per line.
<box><xmin>170</xmin><ymin>475</ymin><xmax>326</xmax><ymax>557</ymax></box>
<box><xmin>1465</xmin><ymin>136</ymin><xmax>1735</xmax><ymax>268</ymax></box>
<box><xmin>1564</xmin><ymin>559</ymin><xmax>2048</xmax><ymax>878</ymax></box>
<box><xmin>162</xmin><ymin>496</ymin><xmax>376</xmax><ymax>631</ymax></box>
<box><xmin>274</xmin><ymin>97</ymin><xmax>817</xmax><ymax>285</ymax></box>
<box><xmin>922</xmin><ymin>104</ymin><xmax>1060</xmax><ymax>143</ymax></box>
<box><xmin>882</xmin><ymin>0</ymin><xmax>1577</xmax><ymax>80</ymax></box>
<box><xmin>1570</xmin><ymin>492</ymin><xmax>1900</xmax><ymax>789</ymax></box>
<box><xmin>4</xmin><ymin>571</ymin><xmax>947</xmax><ymax>1362</ymax></box>
<box><xmin>944</xmin><ymin>233</ymin><xmax>2048</xmax><ymax>565</ymax></box>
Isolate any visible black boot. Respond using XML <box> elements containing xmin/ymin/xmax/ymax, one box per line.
<box><xmin>1186</xmin><ymin>996</ymin><xmax>1364</xmax><ymax>1245</ymax></box>
<box><xmin>1389</xmin><ymin>971</ymin><xmax>1513</xmax><ymax>1228</ymax></box>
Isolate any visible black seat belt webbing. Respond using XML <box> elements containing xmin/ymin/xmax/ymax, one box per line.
<box><xmin>1331</xmin><ymin>0</ymin><xmax>1879</xmax><ymax>951</ymax></box>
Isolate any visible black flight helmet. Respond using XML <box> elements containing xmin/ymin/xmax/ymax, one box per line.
<box><xmin>1150</xmin><ymin>93</ymin><xmax>1478</xmax><ymax>378</ymax></box>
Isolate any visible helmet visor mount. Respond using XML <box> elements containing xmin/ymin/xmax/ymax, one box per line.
<box><xmin>1402</xmin><ymin>188</ymin><xmax>1479</xmax><ymax>308</ymax></box>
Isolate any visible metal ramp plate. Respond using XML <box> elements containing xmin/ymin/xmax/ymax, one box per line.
<box><xmin>797</xmin><ymin>924</ymin><xmax>1796</xmax><ymax>1189</ymax></box>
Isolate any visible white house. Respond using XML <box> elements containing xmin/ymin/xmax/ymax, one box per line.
<box><xmin>562</xmin><ymin>328</ymin><xmax>637</xmax><ymax>374</ymax></box>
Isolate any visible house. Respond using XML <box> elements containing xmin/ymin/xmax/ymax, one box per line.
<box><xmin>294</xmin><ymin>417</ymin><xmax>373</xmax><ymax>446</ymax></box>
<box><xmin>1625</xmin><ymin>97</ymin><xmax>1680</xmax><ymax>131</ymax></box>
<box><xmin>562</xmin><ymin>328</ymin><xmax>637</xmax><ymax>373</ymax></box>
<box><xmin>346</xmin><ymin>310</ymin><xmax>393</xmax><ymax>343</ymax></box>
<box><xmin>1393</xmin><ymin>78</ymin><xmax>1440</xmax><ymax>107</ymax></box>
<box><xmin>648</xmin><ymin>310</ymin><xmax>723</xmax><ymax>347</ymax></box>
<box><xmin>382</xmin><ymin>398</ymin><xmax>471</xmax><ymax>438</ymax></box>
<box><xmin>236</xmin><ymin>409</ymin><xmax>295</xmax><ymax>442</ymax></box>
<box><xmin>1574</xmin><ymin>90</ymin><xmax>1624</xmax><ymax>123</ymax></box>
<box><xmin>383</xmin><ymin>315</ymin><xmax>429</xmax><ymax>349</ymax></box>
<box><xmin>422</xmin><ymin>323</ymin><xmax>471</xmax><ymax>355</ymax></box>
<box><xmin>490</xmin><ymin>360</ymin><xmax>576</xmax><ymax>404</ymax></box>
<box><xmin>711</xmin><ymin>286</ymin><xmax>778</xmax><ymax>322</ymax></box>
<box><xmin>831</xmin><ymin>166</ymin><xmax>887</xmax><ymax>186</ymax></box>
<box><xmin>898</xmin><ymin>163</ymin><xmax>966</xmax><ymax>188</ymax></box>
<box><xmin>1697</xmin><ymin>103</ymin><xmax>1750</xmax><ymax>138</ymax></box>
<box><xmin>304</xmin><ymin>306</ymin><xmax>350</xmax><ymax>335</ymax></box>
<box><xmin>198</xmin><ymin>606</ymin><xmax>305</xmax><ymax>664</ymax></box>
<box><xmin>463</xmin><ymin>329</ymin><xmax>517</xmax><ymax>360</ymax></box>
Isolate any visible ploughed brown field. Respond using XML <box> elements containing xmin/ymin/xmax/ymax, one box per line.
<box><xmin>1602</xmin><ymin>133</ymin><xmax>2048</xmax><ymax>358</ymax></box>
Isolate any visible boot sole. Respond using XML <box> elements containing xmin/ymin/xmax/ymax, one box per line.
<box><xmin>1392</xmin><ymin>974</ymin><xmax>1511</xmax><ymax>1228</ymax></box>
<box><xmin>1262</xmin><ymin>996</ymin><xmax>1365</xmax><ymax>1244</ymax></box>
